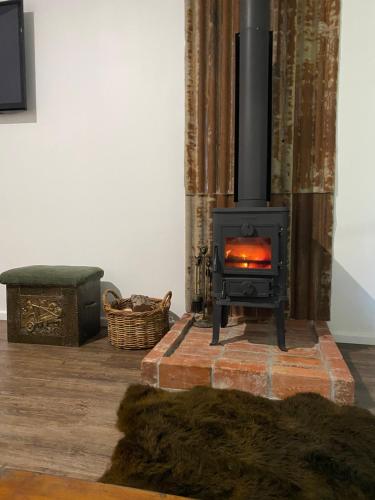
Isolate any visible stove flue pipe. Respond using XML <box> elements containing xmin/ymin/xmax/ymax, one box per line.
<box><xmin>237</xmin><ymin>0</ymin><xmax>271</xmax><ymax>208</ymax></box>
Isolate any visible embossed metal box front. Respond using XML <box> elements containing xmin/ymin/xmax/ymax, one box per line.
<box><xmin>6</xmin><ymin>280</ymin><xmax>101</xmax><ymax>346</ymax></box>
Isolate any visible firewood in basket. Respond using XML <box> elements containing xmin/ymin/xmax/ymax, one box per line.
<box><xmin>130</xmin><ymin>295</ymin><xmax>154</xmax><ymax>312</ymax></box>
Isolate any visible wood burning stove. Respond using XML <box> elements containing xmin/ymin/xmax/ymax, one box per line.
<box><xmin>212</xmin><ymin>207</ymin><xmax>288</xmax><ymax>350</ymax></box>
<box><xmin>211</xmin><ymin>0</ymin><xmax>289</xmax><ymax>350</ymax></box>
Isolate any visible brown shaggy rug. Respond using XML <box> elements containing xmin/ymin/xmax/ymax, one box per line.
<box><xmin>100</xmin><ymin>385</ymin><xmax>375</xmax><ymax>499</ymax></box>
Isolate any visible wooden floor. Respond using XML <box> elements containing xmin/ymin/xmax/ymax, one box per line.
<box><xmin>0</xmin><ymin>470</ymin><xmax>187</xmax><ymax>500</ymax></box>
<box><xmin>0</xmin><ymin>321</ymin><xmax>146</xmax><ymax>481</ymax></box>
<box><xmin>338</xmin><ymin>343</ymin><xmax>375</xmax><ymax>414</ymax></box>
<box><xmin>0</xmin><ymin>321</ymin><xmax>374</xmax><ymax>482</ymax></box>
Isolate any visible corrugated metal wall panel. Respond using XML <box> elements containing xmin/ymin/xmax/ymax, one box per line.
<box><xmin>185</xmin><ymin>0</ymin><xmax>340</xmax><ymax>320</ymax></box>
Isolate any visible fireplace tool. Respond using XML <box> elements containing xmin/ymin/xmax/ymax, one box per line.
<box><xmin>191</xmin><ymin>246</ymin><xmax>213</xmax><ymax>328</ymax></box>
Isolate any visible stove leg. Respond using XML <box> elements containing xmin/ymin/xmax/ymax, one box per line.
<box><xmin>221</xmin><ymin>305</ymin><xmax>229</xmax><ymax>327</ymax></box>
<box><xmin>211</xmin><ymin>303</ymin><xmax>222</xmax><ymax>346</ymax></box>
<box><xmin>275</xmin><ymin>302</ymin><xmax>287</xmax><ymax>351</ymax></box>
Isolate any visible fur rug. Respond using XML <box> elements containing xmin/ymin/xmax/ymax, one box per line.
<box><xmin>100</xmin><ymin>385</ymin><xmax>375</xmax><ymax>499</ymax></box>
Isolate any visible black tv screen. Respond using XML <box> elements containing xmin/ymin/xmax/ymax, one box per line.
<box><xmin>0</xmin><ymin>0</ymin><xmax>26</xmax><ymax>111</ymax></box>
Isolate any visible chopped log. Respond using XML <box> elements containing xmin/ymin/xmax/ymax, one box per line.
<box><xmin>130</xmin><ymin>295</ymin><xmax>154</xmax><ymax>312</ymax></box>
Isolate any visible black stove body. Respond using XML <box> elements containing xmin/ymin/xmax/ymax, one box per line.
<box><xmin>212</xmin><ymin>207</ymin><xmax>288</xmax><ymax>349</ymax></box>
<box><xmin>211</xmin><ymin>0</ymin><xmax>289</xmax><ymax>350</ymax></box>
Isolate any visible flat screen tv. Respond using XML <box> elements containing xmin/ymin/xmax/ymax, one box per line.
<box><xmin>0</xmin><ymin>0</ymin><xmax>26</xmax><ymax>111</ymax></box>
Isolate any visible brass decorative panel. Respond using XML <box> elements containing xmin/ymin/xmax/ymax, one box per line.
<box><xmin>6</xmin><ymin>281</ymin><xmax>101</xmax><ymax>346</ymax></box>
<box><xmin>20</xmin><ymin>295</ymin><xmax>64</xmax><ymax>336</ymax></box>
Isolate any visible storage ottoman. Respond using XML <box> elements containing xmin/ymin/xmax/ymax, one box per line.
<box><xmin>0</xmin><ymin>265</ymin><xmax>104</xmax><ymax>346</ymax></box>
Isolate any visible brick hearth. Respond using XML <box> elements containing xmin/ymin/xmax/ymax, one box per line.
<box><xmin>141</xmin><ymin>314</ymin><xmax>354</xmax><ymax>405</ymax></box>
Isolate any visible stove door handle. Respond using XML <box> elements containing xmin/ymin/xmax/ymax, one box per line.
<box><xmin>213</xmin><ymin>246</ymin><xmax>219</xmax><ymax>272</ymax></box>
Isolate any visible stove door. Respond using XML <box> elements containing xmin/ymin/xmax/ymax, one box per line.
<box><xmin>216</xmin><ymin>223</ymin><xmax>281</xmax><ymax>276</ymax></box>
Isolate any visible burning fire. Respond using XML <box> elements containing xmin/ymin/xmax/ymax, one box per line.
<box><xmin>225</xmin><ymin>237</ymin><xmax>272</xmax><ymax>269</ymax></box>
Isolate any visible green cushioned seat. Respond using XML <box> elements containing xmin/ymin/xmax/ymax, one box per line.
<box><xmin>0</xmin><ymin>265</ymin><xmax>104</xmax><ymax>287</ymax></box>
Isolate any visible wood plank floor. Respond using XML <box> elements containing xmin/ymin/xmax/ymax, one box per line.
<box><xmin>0</xmin><ymin>321</ymin><xmax>147</xmax><ymax>481</ymax></box>
<box><xmin>338</xmin><ymin>343</ymin><xmax>375</xmax><ymax>414</ymax></box>
<box><xmin>0</xmin><ymin>321</ymin><xmax>374</xmax><ymax>481</ymax></box>
<box><xmin>0</xmin><ymin>470</ymin><xmax>187</xmax><ymax>500</ymax></box>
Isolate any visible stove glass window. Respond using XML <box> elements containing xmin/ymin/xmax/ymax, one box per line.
<box><xmin>225</xmin><ymin>237</ymin><xmax>272</xmax><ymax>270</ymax></box>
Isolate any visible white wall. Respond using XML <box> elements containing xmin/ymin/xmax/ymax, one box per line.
<box><xmin>3</xmin><ymin>0</ymin><xmax>373</xmax><ymax>342</ymax></box>
<box><xmin>0</xmin><ymin>0</ymin><xmax>186</xmax><ymax>318</ymax></box>
<box><xmin>329</xmin><ymin>0</ymin><xmax>375</xmax><ymax>344</ymax></box>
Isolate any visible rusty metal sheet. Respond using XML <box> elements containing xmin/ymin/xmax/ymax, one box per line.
<box><xmin>185</xmin><ymin>0</ymin><xmax>339</xmax><ymax>319</ymax></box>
<box><xmin>290</xmin><ymin>193</ymin><xmax>333</xmax><ymax>320</ymax></box>
<box><xmin>272</xmin><ymin>0</ymin><xmax>340</xmax><ymax>194</ymax></box>
<box><xmin>185</xmin><ymin>0</ymin><xmax>238</xmax><ymax>197</ymax></box>
<box><xmin>271</xmin><ymin>0</ymin><xmax>298</xmax><ymax>194</ymax></box>
<box><xmin>292</xmin><ymin>0</ymin><xmax>340</xmax><ymax>193</ymax></box>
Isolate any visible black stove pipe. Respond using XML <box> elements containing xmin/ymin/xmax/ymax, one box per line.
<box><xmin>236</xmin><ymin>0</ymin><xmax>271</xmax><ymax>208</ymax></box>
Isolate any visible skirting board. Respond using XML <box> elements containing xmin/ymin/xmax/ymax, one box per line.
<box><xmin>0</xmin><ymin>310</ymin><xmax>6</xmax><ymax>321</ymax></box>
<box><xmin>332</xmin><ymin>332</ymin><xmax>375</xmax><ymax>346</ymax></box>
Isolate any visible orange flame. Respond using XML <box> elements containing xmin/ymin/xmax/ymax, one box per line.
<box><xmin>225</xmin><ymin>237</ymin><xmax>272</xmax><ymax>269</ymax></box>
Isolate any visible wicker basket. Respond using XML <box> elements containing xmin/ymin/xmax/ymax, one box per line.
<box><xmin>103</xmin><ymin>289</ymin><xmax>172</xmax><ymax>350</ymax></box>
